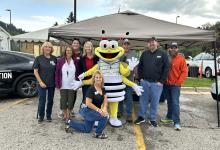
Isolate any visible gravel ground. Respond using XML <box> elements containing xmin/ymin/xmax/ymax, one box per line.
<box><xmin>135</xmin><ymin>93</ymin><xmax>220</xmax><ymax>150</ymax></box>
<box><xmin>0</xmin><ymin>89</ymin><xmax>136</xmax><ymax>150</ymax></box>
<box><xmin>0</xmin><ymin>90</ymin><xmax>220</xmax><ymax>150</ymax></box>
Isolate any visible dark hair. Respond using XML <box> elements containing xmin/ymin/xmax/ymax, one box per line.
<box><xmin>63</xmin><ymin>46</ymin><xmax>73</xmax><ymax>57</ymax></box>
<box><xmin>72</xmin><ymin>38</ymin><xmax>81</xmax><ymax>45</ymax></box>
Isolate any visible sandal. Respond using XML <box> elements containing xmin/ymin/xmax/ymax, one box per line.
<box><xmin>65</xmin><ymin>125</ymin><xmax>71</xmax><ymax>133</ymax></box>
<box><xmin>93</xmin><ymin>133</ymin><xmax>108</xmax><ymax>139</ymax></box>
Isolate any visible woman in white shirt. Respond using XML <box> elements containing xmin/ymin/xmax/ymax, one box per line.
<box><xmin>55</xmin><ymin>46</ymin><xmax>77</xmax><ymax>121</ymax></box>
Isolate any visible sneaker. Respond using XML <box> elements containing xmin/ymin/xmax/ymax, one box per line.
<box><xmin>160</xmin><ymin>118</ymin><xmax>173</xmax><ymax>123</ymax></box>
<box><xmin>117</xmin><ymin>112</ymin><xmax>123</xmax><ymax>118</ymax></box>
<box><xmin>126</xmin><ymin>115</ymin><xmax>133</xmax><ymax>123</ymax></box>
<box><xmin>58</xmin><ymin>110</ymin><xmax>64</xmax><ymax>119</ymax></box>
<box><xmin>65</xmin><ymin>125</ymin><xmax>71</xmax><ymax>133</ymax></box>
<box><xmin>47</xmin><ymin>117</ymin><xmax>52</xmax><ymax>122</ymax></box>
<box><xmin>38</xmin><ymin>118</ymin><xmax>43</xmax><ymax>123</ymax></box>
<box><xmin>174</xmin><ymin>123</ymin><xmax>181</xmax><ymax>131</ymax></box>
<box><xmin>93</xmin><ymin>133</ymin><xmax>108</xmax><ymax>139</ymax></box>
<box><xmin>134</xmin><ymin>116</ymin><xmax>145</xmax><ymax>125</ymax></box>
<box><xmin>149</xmin><ymin>121</ymin><xmax>158</xmax><ymax>127</ymax></box>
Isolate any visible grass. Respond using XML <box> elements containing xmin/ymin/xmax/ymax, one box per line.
<box><xmin>183</xmin><ymin>77</ymin><xmax>214</xmax><ymax>87</ymax></box>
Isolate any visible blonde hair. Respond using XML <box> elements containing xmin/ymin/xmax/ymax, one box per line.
<box><xmin>83</xmin><ymin>41</ymin><xmax>94</xmax><ymax>57</ymax></box>
<box><xmin>92</xmin><ymin>70</ymin><xmax>104</xmax><ymax>87</ymax></box>
<box><xmin>41</xmin><ymin>42</ymin><xmax>54</xmax><ymax>54</ymax></box>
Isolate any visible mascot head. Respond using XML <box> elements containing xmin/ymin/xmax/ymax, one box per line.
<box><xmin>95</xmin><ymin>30</ymin><xmax>129</xmax><ymax>62</ymax></box>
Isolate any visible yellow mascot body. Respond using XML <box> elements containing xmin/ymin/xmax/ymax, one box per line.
<box><xmin>77</xmin><ymin>39</ymin><xmax>143</xmax><ymax>127</ymax></box>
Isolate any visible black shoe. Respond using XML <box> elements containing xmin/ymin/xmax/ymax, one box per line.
<box><xmin>126</xmin><ymin>115</ymin><xmax>133</xmax><ymax>123</ymax></box>
<box><xmin>134</xmin><ymin>117</ymin><xmax>145</xmax><ymax>125</ymax></box>
<box><xmin>117</xmin><ymin>112</ymin><xmax>123</xmax><ymax>118</ymax></box>
<box><xmin>65</xmin><ymin>125</ymin><xmax>71</xmax><ymax>133</ymax></box>
<box><xmin>93</xmin><ymin>133</ymin><xmax>108</xmax><ymax>139</ymax></box>
<box><xmin>38</xmin><ymin>118</ymin><xmax>43</xmax><ymax>123</ymax></box>
<box><xmin>47</xmin><ymin>117</ymin><xmax>52</xmax><ymax>122</ymax></box>
<box><xmin>149</xmin><ymin>121</ymin><xmax>158</xmax><ymax>127</ymax></box>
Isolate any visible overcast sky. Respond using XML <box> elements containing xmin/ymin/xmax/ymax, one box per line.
<box><xmin>0</xmin><ymin>0</ymin><xmax>219</xmax><ymax>32</ymax></box>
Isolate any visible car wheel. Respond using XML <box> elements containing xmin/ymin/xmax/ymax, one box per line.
<box><xmin>16</xmin><ymin>77</ymin><xmax>38</xmax><ymax>97</ymax></box>
<box><xmin>205</xmin><ymin>68</ymin><xmax>212</xmax><ymax>78</ymax></box>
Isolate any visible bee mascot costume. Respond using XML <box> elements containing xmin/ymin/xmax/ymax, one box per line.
<box><xmin>72</xmin><ymin>31</ymin><xmax>143</xmax><ymax>127</ymax></box>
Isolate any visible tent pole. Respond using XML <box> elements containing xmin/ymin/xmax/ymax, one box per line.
<box><xmin>213</xmin><ymin>40</ymin><xmax>220</xmax><ymax>127</ymax></box>
<box><xmin>47</xmin><ymin>33</ymin><xmax>50</xmax><ymax>41</ymax></box>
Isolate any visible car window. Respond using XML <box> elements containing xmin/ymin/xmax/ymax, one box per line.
<box><xmin>0</xmin><ymin>53</ymin><xmax>18</xmax><ymax>64</ymax></box>
<box><xmin>201</xmin><ymin>53</ymin><xmax>214</xmax><ymax>60</ymax></box>
<box><xmin>193</xmin><ymin>53</ymin><xmax>203</xmax><ymax>61</ymax></box>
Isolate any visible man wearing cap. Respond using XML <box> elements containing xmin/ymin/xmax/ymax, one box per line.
<box><xmin>161</xmin><ymin>42</ymin><xmax>188</xmax><ymax>130</ymax></box>
<box><xmin>118</xmin><ymin>39</ymin><xmax>137</xmax><ymax>123</ymax></box>
<box><xmin>134</xmin><ymin>37</ymin><xmax>169</xmax><ymax>127</ymax></box>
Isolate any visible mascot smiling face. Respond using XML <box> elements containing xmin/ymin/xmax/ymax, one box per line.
<box><xmin>95</xmin><ymin>40</ymin><xmax>124</xmax><ymax>62</ymax></box>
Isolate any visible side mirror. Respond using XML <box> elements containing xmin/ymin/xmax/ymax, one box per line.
<box><xmin>188</xmin><ymin>56</ymin><xmax>193</xmax><ymax>60</ymax></box>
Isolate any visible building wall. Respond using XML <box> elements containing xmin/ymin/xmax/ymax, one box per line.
<box><xmin>0</xmin><ymin>29</ymin><xmax>10</xmax><ymax>50</ymax></box>
<box><xmin>14</xmin><ymin>41</ymin><xmax>63</xmax><ymax>57</ymax></box>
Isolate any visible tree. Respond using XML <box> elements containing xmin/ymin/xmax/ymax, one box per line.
<box><xmin>66</xmin><ymin>11</ymin><xmax>74</xmax><ymax>23</ymax></box>
<box><xmin>53</xmin><ymin>22</ymin><xmax>58</xmax><ymax>26</ymax></box>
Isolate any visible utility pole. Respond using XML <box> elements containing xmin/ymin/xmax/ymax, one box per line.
<box><xmin>176</xmin><ymin>15</ymin><xmax>180</xmax><ymax>24</ymax></box>
<box><xmin>74</xmin><ymin>0</ymin><xmax>76</xmax><ymax>23</ymax></box>
<box><xmin>5</xmin><ymin>9</ymin><xmax>12</xmax><ymax>34</ymax></box>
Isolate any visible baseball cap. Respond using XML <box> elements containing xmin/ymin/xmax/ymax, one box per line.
<box><xmin>170</xmin><ymin>42</ymin><xmax>178</xmax><ymax>49</ymax></box>
<box><xmin>147</xmin><ymin>37</ymin><xmax>157</xmax><ymax>42</ymax></box>
<box><xmin>123</xmin><ymin>39</ymin><xmax>130</xmax><ymax>44</ymax></box>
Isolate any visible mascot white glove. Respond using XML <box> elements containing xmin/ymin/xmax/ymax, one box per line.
<box><xmin>132</xmin><ymin>84</ymin><xmax>144</xmax><ymax>96</ymax></box>
<box><xmin>127</xmin><ymin>57</ymin><xmax>139</xmax><ymax>71</ymax></box>
<box><xmin>78</xmin><ymin>72</ymin><xmax>85</xmax><ymax>80</ymax></box>
<box><xmin>71</xmin><ymin>80</ymin><xmax>83</xmax><ymax>90</ymax></box>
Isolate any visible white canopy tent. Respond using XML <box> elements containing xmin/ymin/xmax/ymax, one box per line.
<box><xmin>49</xmin><ymin>10</ymin><xmax>215</xmax><ymax>49</ymax></box>
<box><xmin>12</xmin><ymin>28</ymin><xmax>58</xmax><ymax>43</ymax></box>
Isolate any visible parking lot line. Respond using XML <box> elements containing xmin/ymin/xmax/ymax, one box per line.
<box><xmin>132</xmin><ymin>109</ymin><xmax>146</xmax><ymax>150</ymax></box>
<box><xmin>0</xmin><ymin>98</ymin><xmax>29</xmax><ymax>112</ymax></box>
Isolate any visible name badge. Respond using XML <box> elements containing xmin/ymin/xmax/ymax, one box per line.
<box><xmin>50</xmin><ymin>61</ymin><xmax>55</xmax><ymax>65</ymax></box>
<box><xmin>157</xmin><ymin>55</ymin><xmax>161</xmax><ymax>58</ymax></box>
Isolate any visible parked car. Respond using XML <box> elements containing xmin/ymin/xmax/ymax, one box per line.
<box><xmin>186</xmin><ymin>53</ymin><xmax>220</xmax><ymax>78</ymax></box>
<box><xmin>0</xmin><ymin>50</ymin><xmax>37</xmax><ymax>97</ymax></box>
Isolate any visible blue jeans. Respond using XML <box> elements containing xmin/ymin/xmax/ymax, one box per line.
<box><xmin>138</xmin><ymin>80</ymin><xmax>163</xmax><ymax>121</ymax></box>
<box><xmin>118</xmin><ymin>86</ymin><xmax>133</xmax><ymax>116</ymax></box>
<box><xmin>37</xmin><ymin>86</ymin><xmax>55</xmax><ymax>119</ymax></box>
<box><xmin>69</xmin><ymin>107</ymin><xmax>108</xmax><ymax>135</ymax></box>
<box><xmin>82</xmin><ymin>85</ymin><xmax>90</xmax><ymax>104</ymax></box>
<box><xmin>163</xmin><ymin>85</ymin><xmax>181</xmax><ymax>124</ymax></box>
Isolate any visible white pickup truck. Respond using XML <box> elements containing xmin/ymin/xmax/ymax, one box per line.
<box><xmin>187</xmin><ymin>52</ymin><xmax>220</xmax><ymax>78</ymax></box>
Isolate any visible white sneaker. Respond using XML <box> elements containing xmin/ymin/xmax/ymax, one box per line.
<box><xmin>109</xmin><ymin>118</ymin><xmax>122</xmax><ymax>127</ymax></box>
<box><xmin>57</xmin><ymin>110</ymin><xmax>64</xmax><ymax>119</ymax></box>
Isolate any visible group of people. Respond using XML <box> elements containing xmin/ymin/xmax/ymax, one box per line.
<box><xmin>33</xmin><ymin>36</ymin><xmax>187</xmax><ymax>140</ymax></box>
<box><xmin>134</xmin><ymin>37</ymin><xmax>188</xmax><ymax>131</ymax></box>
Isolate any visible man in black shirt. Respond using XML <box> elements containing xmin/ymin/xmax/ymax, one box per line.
<box><xmin>134</xmin><ymin>37</ymin><xmax>169</xmax><ymax>127</ymax></box>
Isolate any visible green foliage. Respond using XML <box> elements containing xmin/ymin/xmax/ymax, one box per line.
<box><xmin>53</xmin><ymin>22</ymin><xmax>58</xmax><ymax>26</ymax></box>
<box><xmin>183</xmin><ymin>77</ymin><xmax>214</xmax><ymax>87</ymax></box>
<box><xmin>0</xmin><ymin>21</ymin><xmax>26</xmax><ymax>36</ymax></box>
<box><xmin>66</xmin><ymin>11</ymin><xmax>75</xmax><ymax>23</ymax></box>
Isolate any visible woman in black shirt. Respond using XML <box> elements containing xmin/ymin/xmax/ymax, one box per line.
<box><xmin>33</xmin><ymin>42</ymin><xmax>57</xmax><ymax>123</ymax></box>
<box><xmin>65</xmin><ymin>70</ymin><xmax>108</xmax><ymax>139</ymax></box>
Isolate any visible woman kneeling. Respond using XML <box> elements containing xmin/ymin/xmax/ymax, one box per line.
<box><xmin>66</xmin><ymin>70</ymin><xmax>108</xmax><ymax>139</ymax></box>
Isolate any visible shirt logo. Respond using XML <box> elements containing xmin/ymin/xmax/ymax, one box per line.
<box><xmin>50</xmin><ymin>61</ymin><xmax>55</xmax><ymax>65</ymax></box>
<box><xmin>157</xmin><ymin>55</ymin><xmax>161</xmax><ymax>58</ymax></box>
